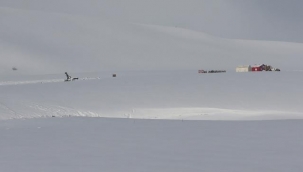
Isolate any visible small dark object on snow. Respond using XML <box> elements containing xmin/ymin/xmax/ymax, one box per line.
<box><xmin>208</xmin><ymin>70</ymin><xmax>226</xmax><ymax>73</ymax></box>
<box><xmin>198</xmin><ymin>70</ymin><xmax>207</xmax><ymax>73</ymax></box>
<box><xmin>65</xmin><ymin>72</ymin><xmax>71</xmax><ymax>81</ymax></box>
<box><xmin>65</xmin><ymin>72</ymin><xmax>78</xmax><ymax>81</ymax></box>
<box><xmin>113</xmin><ymin>74</ymin><xmax>116</xmax><ymax>77</ymax></box>
<box><xmin>12</xmin><ymin>67</ymin><xmax>17</xmax><ymax>71</ymax></box>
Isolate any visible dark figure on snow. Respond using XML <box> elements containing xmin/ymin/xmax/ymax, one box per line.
<box><xmin>65</xmin><ymin>72</ymin><xmax>79</xmax><ymax>81</ymax></box>
<box><xmin>65</xmin><ymin>72</ymin><xmax>72</xmax><ymax>81</ymax></box>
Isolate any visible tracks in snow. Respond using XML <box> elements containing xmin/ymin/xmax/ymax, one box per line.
<box><xmin>0</xmin><ymin>77</ymin><xmax>102</xmax><ymax>86</ymax></box>
<box><xmin>0</xmin><ymin>101</ymin><xmax>101</xmax><ymax>120</ymax></box>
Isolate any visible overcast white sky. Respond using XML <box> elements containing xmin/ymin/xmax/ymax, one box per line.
<box><xmin>1</xmin><ymin>0</ymin><xmax>303</xmax><ymax>43</ymax></box>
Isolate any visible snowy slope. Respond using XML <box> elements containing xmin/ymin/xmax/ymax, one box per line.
<box><xmin>1</xmin><ymin>2</ymin><xmax>303</xmax><ymax>172</ymax></box>
<box><xmin>1</xmin><ymin>6</ymin><xmax>303</xmax><ymax>75</ymax></box>
<box><xmin>1</xmin><ymin>2</ymin><xmax>303</xmax><ymax>120</ymax></box>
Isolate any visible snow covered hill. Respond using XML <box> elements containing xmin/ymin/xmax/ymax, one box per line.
<box><xmin>1</xmin><ymin>0</ymin><xmax>303</xmax><ymax>120</ymax></box>
<box><xmin>1</xmin><ymin>1</ymin><xmax>303</xmax><ymax>172</ymax></box>
<box><xmin>1</xmin><ymin>6</ymin><xmax>303</xmax><ymax>75</ymax></box>
<box><xmin>2</xmin><ymin>3</ymin><xmax>303</xmax><ymax>120</ymax></box>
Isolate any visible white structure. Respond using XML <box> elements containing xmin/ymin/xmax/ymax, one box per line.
<box><xmin>236</xmin><ymin>65</ymin><xmax>252</xmax><ymax>72</ymax></box>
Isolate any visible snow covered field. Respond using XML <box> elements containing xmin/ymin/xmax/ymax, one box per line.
<box><xmin>1</xmin><ymin>71</ymin><xmax>302</xmax><ymax>171</ymax></box>
<box><xmin>1</xmin><ymin>117</ymin><xmax>303</xmax><ymax>172</ymax></box>
<box><xmin>1</xmin><ymin>1</ymin><xmax>303</xmax><ymax>171</ymax></box>
<box><xmin>0</xmin><ymin>71</ymin><xmax>302</xmax><ymax>120</ymax></box>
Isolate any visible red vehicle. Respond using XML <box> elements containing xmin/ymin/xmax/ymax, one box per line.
<box><xmin>251</xmin><ymin>65</ymin><xmax>264</xmax><ymax>71</ymax></box>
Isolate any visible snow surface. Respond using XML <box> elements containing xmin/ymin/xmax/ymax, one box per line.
<box><xmin>1</xmin><ymin>70</ymin><xmax>302</xmax><ymax>171</ymax></box>
<box><xmin>0</xmin><ymin>71</ymin><xmax>302</xmax><ymax>120</ymax></box>
<box><xmin>1</xmin><ymin>117</ymin><xmax>303</xmax><ymax>172</ymax></box>
<box><xmin>1</xmin><ymin>2</ymin><xmax>303</xmax><ymax>171</ymax></box>
<box><xmin>1</xmin><ymin>6</ymin><xmax>303</xmax><ymax>75</ymax></box>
